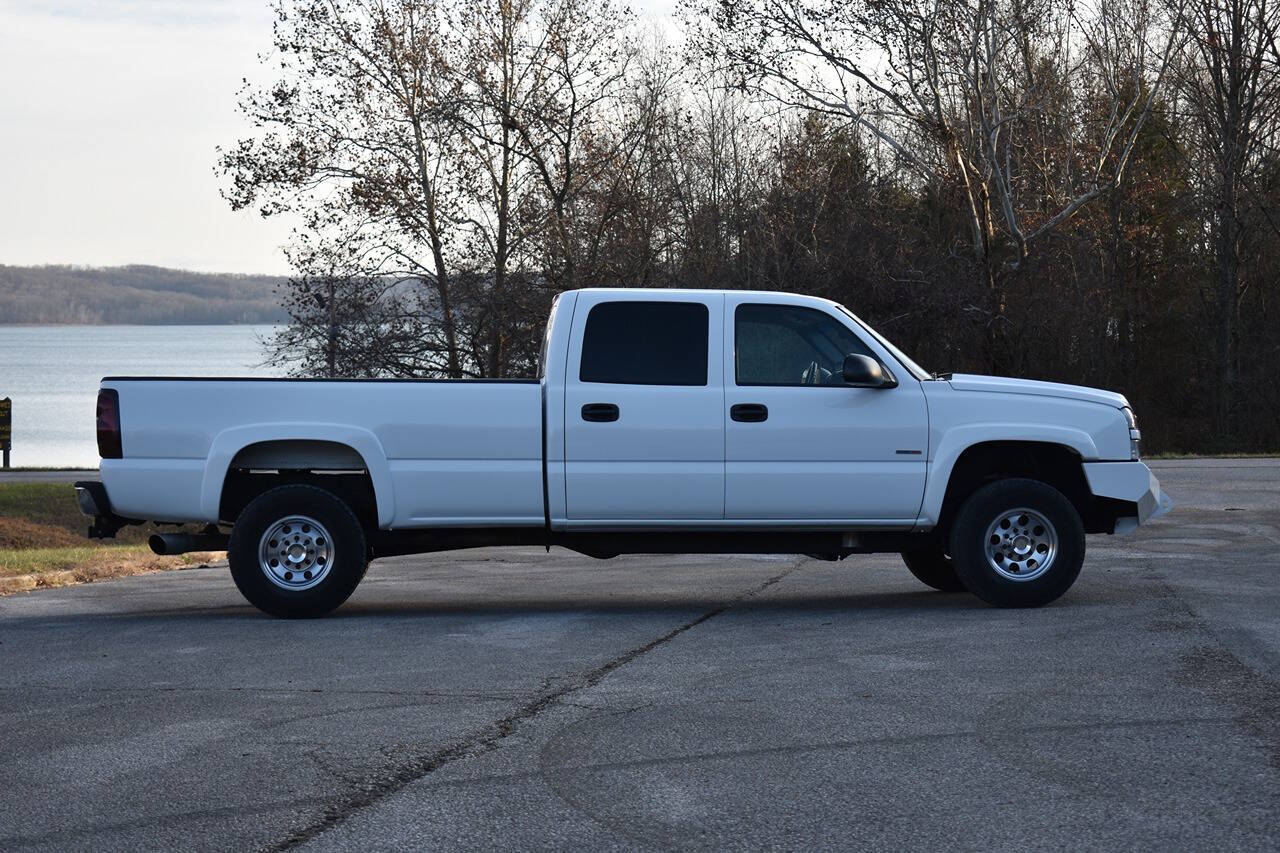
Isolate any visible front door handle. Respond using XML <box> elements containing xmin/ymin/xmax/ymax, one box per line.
<box><xmin>581</xmin><ymin>403</ymin><xmax>620</xmax><ymax>422</ymax></box>
<box><xmin>730</xmin><ymin>403</ymin><xmax>768</xmax><ymax>423</ymax></box>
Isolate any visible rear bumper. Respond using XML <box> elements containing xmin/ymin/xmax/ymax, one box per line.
<box><xmin>74</xmin><ymin>480</ymin><xmax>141</xmax><ymax>539</ymax></box>
<box><xmin>1082</xmin><ymin>461</ymin><xmax>1172</xmax><ymax>532</ymax></box>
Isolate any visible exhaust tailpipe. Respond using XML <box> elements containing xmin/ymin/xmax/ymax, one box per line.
<box><xmin>148</xmin><ymin>529</ymin><xmax>229</xmax><ymax>555</ymax></box>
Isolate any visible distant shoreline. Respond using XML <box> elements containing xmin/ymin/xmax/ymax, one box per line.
<box><xmin>0</xmin><ymin>322</ymin><xmax>281</xmax><ymax>327</ymax></box>
<box><xmin>0</xmin><ymin>263</ymin><xmax>289</xmax><ymax>325</ymax></box>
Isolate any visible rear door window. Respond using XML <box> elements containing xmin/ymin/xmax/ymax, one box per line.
<box><xmin>579</xmin><ymin>301</ymin><xmax>709</xmax><ymax>386</ymax></box>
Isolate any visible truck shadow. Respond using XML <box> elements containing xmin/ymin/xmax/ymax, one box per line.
<box><xmin>0</xmin><ymin>588</ymin><xmax>996</xmax><ymax>628</ymax></box>
<box><xmin>318</xmin><ymin>588</ymin><xmax>992</xmax><ymax>619</ymax></box>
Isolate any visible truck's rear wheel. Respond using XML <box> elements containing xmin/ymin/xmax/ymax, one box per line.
<box><xmin>948</xmin><ymin>478</ymin><xmax>1084</xmax><ymax>608</ymax></box>
<box><xmin>228</xmin><ymin>484</ymin><xmax>367</xmax><ymax>618</ymax></box>
<box><xmin>900</xmin><ymin>548</ymin><xmax>966</xmax><ymax>592</ymax></box>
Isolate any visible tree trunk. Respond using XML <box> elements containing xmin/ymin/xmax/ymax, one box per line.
<box><xmin>425</xmin><ymin>198</ymin><xmax>462</xmax><ymax>378</ymax></box>
<box><xmin>1214</xmin><ymin>178</ymin><xmax>1241</xmax><ymax>445</ymax></box>
<box><xmin>326</xmin><ymin>278</ymin><xmax>337</xmax><ymax>379</ymax></box>
<box><xmin>488</xmin><ymin>7</ymin><xmax>515</xmax><ymax>379</ymax></box>
<box><xmin>984</xmin><ymin>258</ymin><xmax>1011</xmax><ymax>376</ymax></box>
<box><xmin>430</xmin><ymin>266</ymin><xmax>462</xmax><ymax>379</ymax></box>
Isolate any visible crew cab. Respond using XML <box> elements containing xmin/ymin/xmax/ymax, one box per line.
<box><xmin>76</xmin><ymin>289</ymin><xmax>1171</xmax><ymax>617</ymax></box>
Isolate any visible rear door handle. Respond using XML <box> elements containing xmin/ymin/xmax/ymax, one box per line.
<box><xmin>581</xmin><ymin>403</ymin><xmax>620</xmax><ymax>422</ymax></box>
<box><xmin>730</xmin><ymin>403</ymin><xmax>768</xmax><ymax>423</ymax></box>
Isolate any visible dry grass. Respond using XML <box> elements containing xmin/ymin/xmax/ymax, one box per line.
<box><xmin>0</xmin><ymin>517</ymin><xmax>87</xmax><ymax>549</ymax></box>
<box><xmin>0</xmin><ymin>546</ymin><xmax>223</xmax><ymax>595</ymax></box>
<box><xmin>0</xmin><ymin>482</ymin><xmax>222</xmax><ymax>595</ymax></box>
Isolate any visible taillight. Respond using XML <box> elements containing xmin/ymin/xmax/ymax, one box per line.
<box><xmin>96</xmin><ymin>388</ymin><xmax>122</xmax><ymax>459</ymax></box>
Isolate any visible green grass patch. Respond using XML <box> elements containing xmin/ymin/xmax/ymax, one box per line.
<box><xmin>0</xmin><ymin>483</ymin><xmax>91</xmax><ymax>533</ymax></box>
<box><xmin>0</xmin><ymin>544</ymin><xmax>150</xmax><ymax>577</ymax></box>
<box><xmin>0</xmin><ymin>483</ymin><xmax>153</xmax><ymax>545</ymax></box>
<box><xmin>0</xmin><ymin>482</ymin><xmax>218</xmax><ymax>585</ymax></box>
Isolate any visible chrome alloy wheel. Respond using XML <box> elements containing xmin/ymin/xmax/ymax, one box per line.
<box><xmin>983</xmin><ymin>507</ymin><xmax>1058</xmax><ymax>581</ymax></box>
<box><xmin>258</xmin><ymin>515</ymin><xmax>333</xmax><ymax>591</ymax></box>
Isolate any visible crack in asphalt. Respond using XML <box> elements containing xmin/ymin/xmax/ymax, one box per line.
<box><xmin>263</xmin><ymin>560</ymin><xmax>807</xmax><ymax>851</ymax></box>
<box><xmin>390</xmin><ymin>714</ymin><xmax>1241</xmax><ymax>795</ymax></box>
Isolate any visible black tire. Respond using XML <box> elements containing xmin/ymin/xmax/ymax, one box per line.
<box><xmin>901</xmin><ymin>548</ymin><xmax>967</xmax><ymax>592</ymax></box>
<box><xmin>947</xmin><ymin>478</ymin><xmax>1085</xmax><ymax>608</ymax></box>
<box><xmin>228</xmin><ymin>484</ymin><xmax>368</xmax><ymax>618</ymax></box>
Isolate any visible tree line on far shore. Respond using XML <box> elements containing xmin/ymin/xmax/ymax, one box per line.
<box><xmin>221</xmin><ymin>0</ymin><xmax>1280</xmax><ymax>453</ymax></box>
<box><xmin>0</xmin><ymin>265</ymin><xmax>288</xmax><ymax>325</ymax></box>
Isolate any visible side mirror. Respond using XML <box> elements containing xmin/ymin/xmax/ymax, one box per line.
<box><xmin>843</xmin><ymin>354</ymin><xmax>895</xmax><ymax>388</ymax></box>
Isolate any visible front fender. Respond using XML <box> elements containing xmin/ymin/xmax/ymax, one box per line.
<box><xmin>200</xmin><ymin>423</ymin><xmax>396</xmax><ymax>528</ymax></box>
<box><xmin>918</xmin><ymin>424</ymin><xmax>1099</xmax><ymax>528</ymax></box>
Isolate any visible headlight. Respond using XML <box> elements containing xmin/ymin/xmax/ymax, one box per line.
<box><xmin>1123</xmin><ymin>407</ymin><xmax>1140</xmax><ymax>459</ymax></box>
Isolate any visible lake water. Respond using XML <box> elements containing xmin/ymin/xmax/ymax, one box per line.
<box><xmin>0</xmin><ymin>325</ymin><xmax>288</xmax><ymax>468</ymax></box>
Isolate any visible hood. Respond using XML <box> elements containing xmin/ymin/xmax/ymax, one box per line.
<box><xmin>945</xmin><ymin>374</ymin><xmax>1128</xmax><ymax>409</ymax></box>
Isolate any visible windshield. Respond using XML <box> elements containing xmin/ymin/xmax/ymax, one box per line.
<box><xmin>834</xmin><ymin>304</ymin><xmax>931</xmax><ymax>381</ymax></box>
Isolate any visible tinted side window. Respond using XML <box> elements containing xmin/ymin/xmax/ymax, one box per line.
<box><xmin>735</xmin><ymin>303</ymin><xmax>875</xmax><ymax>386</ymax></box>
<box><xmin>580</xmin><ymin>301</ymin><xmax>709</xmax><ymax>386</ymax></box>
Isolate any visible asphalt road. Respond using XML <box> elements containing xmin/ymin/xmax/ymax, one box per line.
<box><xmin>0</xmin><ymin>459</ymin><xmax>1277</xmax><ymax>851</ymax></box>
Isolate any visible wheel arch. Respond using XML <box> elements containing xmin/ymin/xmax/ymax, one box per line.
<box><xmin>200</xmin><ymin>425</ymin><xmax>395</xmax><ymax>528</ymax></box>
<box><xmin>924</xmin><ymin>436</ymin><xmax>1105</xmax><ymax>535</ymax></box>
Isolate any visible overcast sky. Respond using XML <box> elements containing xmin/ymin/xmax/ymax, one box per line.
<box><xmin>0</xmin><ymin>0</ymin><xmax>676</xmax><ymax>276</ymax></box>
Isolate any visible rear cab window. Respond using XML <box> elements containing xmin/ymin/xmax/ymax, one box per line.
<box><xmin>537</xmin><ymin>294</ymin><xmax>562</xmax><ymax>380</ymax></box>
<box><xmin>580</xmin><ymin>301</ymin><xmax>709</xmax><ymax>386</ymax></box>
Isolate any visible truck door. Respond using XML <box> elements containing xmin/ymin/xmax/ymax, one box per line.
<box><xmin>563</xmin><ymin>293</ymin><xmax>725</xmax><ymax>521</ymax></box>
<box><xmin>723</xmin><ymin>296</ymin><xmax>928</xmax><ymax>523</ymax></box>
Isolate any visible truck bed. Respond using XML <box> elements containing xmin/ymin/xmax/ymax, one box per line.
<box><xmin>101</xmin><ymin>377</ymin><xmax>545</xmax><ymax>528</ymax></box>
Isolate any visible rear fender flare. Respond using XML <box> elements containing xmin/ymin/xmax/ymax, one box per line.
<box><xmin>200</xmin><ymin>424</ymin><xmax>395</xmax><ymax>527</ymax></box>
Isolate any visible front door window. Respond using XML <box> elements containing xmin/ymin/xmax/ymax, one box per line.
<box><xmin>735</xmin><ymin>303</ymin><xmax>876</xmax><ymax>386</ymax></box>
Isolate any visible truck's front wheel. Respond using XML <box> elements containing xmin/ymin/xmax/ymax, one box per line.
<box><xmin>948</xmin><ymin>478</ymin><xmax>1085</xmax><ymax>608</ymax></box>
<box><xmin>228</xmin><ymin>484</ymin><xmax>368</xmax><ymax>618</ymax></box>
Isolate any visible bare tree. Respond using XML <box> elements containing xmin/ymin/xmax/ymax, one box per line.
<box><xmin>214</xmin><ymin>0</ymin><xmax>1280</xmax><ymax>453</ymax></box>
<box><xmin>689</xmin><ymin>0</ymin><xmax>1184</xmax><ymax>367</ymax></box>
<box><xmin>507</xmin><ymin>0</ymin><xmax>639</xmax><ymax>289</ymax></box>
<box><xmin>444</xmin><ymin>0</ymin><xmax>639</xmax><ymax>374</ymax></box>
<box><xmin>1173</xmin><ymin>0</ymin><xmax>1280</xmax><ymax>435</ymax></box>
<box><xmin>221</xmin><ymin>0</ymin><xmax>474</xmax><ymax>375</ymax></box>
<box><xmin>221</xmin><ymin>0</ymin><xmax>635</xmax><ymax>378</ymax></box>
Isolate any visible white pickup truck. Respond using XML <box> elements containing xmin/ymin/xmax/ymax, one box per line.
<box><xmin>76</xmin><ymin>288</ymin><xmax>1170</xmax><ymax>617</ymax></box>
